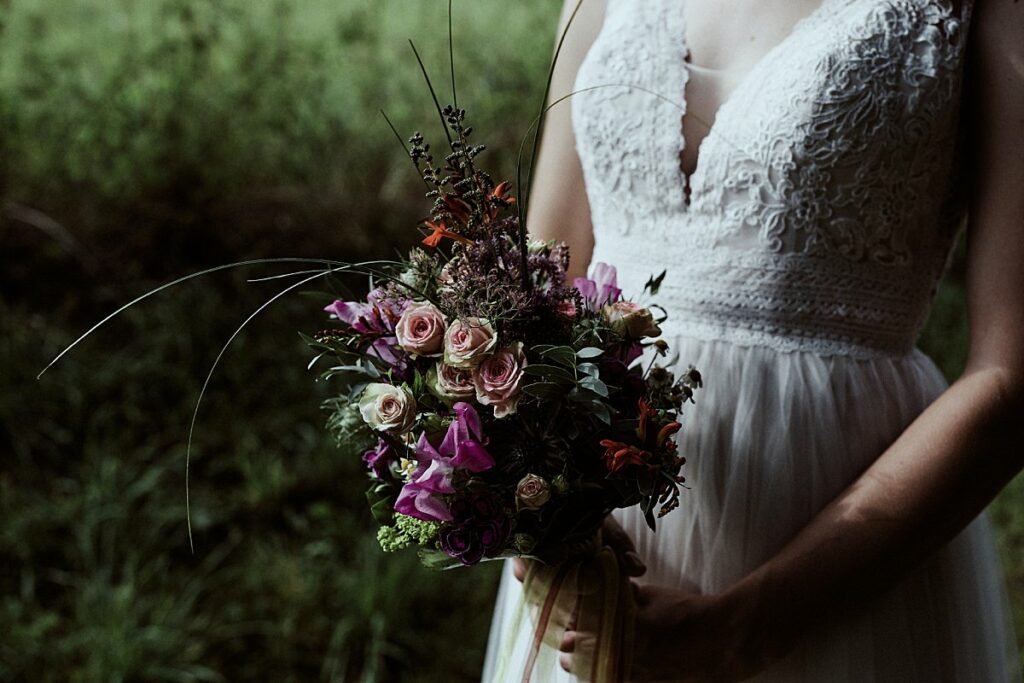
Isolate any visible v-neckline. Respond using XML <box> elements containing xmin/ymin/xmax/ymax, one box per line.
<box><xmin>677</xmin><ymin>0</ymin><xmax>837</xmax><ymax>204</ymax></box>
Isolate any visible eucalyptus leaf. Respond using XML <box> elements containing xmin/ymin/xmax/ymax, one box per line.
<box><xmin>580</xmin><ymin>376</ymin><xmax>609</xmax><ymax>397</ymax></box>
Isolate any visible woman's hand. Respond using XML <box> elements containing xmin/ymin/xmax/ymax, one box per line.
<box><xmin>559</xmin><ymin>583</ymin><xmax>774</xmax><ymax>682</ymax></box>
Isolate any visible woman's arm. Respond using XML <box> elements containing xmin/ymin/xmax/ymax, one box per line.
<box><xmin>524</xmin><ymin>0</ymin><xmax>605</xmax><ymax>281</ymax></box>
<box><xmin>724</xmin><ymin>0</ymin><xmax>1024</xmax><ymax>666</ymax></box>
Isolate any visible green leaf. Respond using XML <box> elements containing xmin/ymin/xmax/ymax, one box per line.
<box><xmin>579</xmin><ymin>376</ymin><xmax>609</xmax><ymax>397</ymax></box>
<box><xmin>591</xmin><ymin>402</ymin><xmax>612</xmax><ymax>425</ymax></box>
<box><xmin>418</xmin><ymin>549</ymin><xmax>462</xmax><ymax>571</ymax></box>
<box><xmin>576</xmin><ymin>347</ymin><xmax>604</xmax><ymax>359</ymax></box>
<box><xmin>576</xmin><ymin>362</ymin><xmax>600</xmax><ymax>378</ymax></box>
<box><xmin>644</xmin><ymin>270</ymin><xmax>667</xmax><ymax>296</ymax></box>
<box><xmin>522</xmin><ymin>363</ymin><xmax>576</xmax><ymax>384</ymax></box>
<box><xmin>536</xmin><ymin>345</ymin><xmax>577</xmax><ymax>368</ymax></box>
<box><xmin>522</xmin><ymin>382</ymin><xmax>567</xmax><ymax>400</ymax></box>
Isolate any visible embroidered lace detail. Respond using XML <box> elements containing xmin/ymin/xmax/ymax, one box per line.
<box><xmin>572</xmin><ymin>0</ymin><xmax>971</xmax><ymax>357</ymax></box>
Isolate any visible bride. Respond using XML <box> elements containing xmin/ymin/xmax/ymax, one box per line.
<box><xmin>483</xmin><ymin>0</ymin><xmax>1024</xmax><ymax>680</ymax></box>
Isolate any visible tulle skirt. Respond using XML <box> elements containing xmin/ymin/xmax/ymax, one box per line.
<box><xmin>483</xmin><ymin>336</ymin><xmax>1020</xmax><ymax>682</ymax></box>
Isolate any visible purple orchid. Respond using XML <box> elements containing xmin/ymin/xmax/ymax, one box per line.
<box><xmin>324</xmin><ymin>286</ymin><xmax>408</xmax><ymax>335</ymax></box>
<box><xmin>573</xmin><ymin>262</ymin><xmax>622</xmax><ymax>310</ymax></box>
<box><xmin>363</xmin><ymin>438</ymin><xmax>395</xmax><ymax>480</ymax></box>
<box><xmin>325</xmin><ymin>287</ymin><xmax>411</xmax><ymax>374</ymax></box>
<box><xmin>394</xmin><ymin>402</ymin><xmax>495</xmax><ymax>522</ymax></box>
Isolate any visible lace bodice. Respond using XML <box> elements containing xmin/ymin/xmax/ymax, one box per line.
<box><xmin>572</xmin><ymin>0</ymin><xmax>972</xmax><ymax>357</ymax></box>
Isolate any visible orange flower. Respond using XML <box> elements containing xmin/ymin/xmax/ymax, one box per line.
<box><xmin>599</xmin><ymin>438</ymin><xmax>651</xmax><ymax>474</ymax></box>
<box><xmin>636</xmin><ymin>398</ymin><xmax>657</xmax><ymax>442</ymax></box>
<box><xmin>484</xmin><ymin>181</ymin><xmax>517</xmax><ymax>222</ymax></box>
<box><xmin>442</xmin><ymin>195</ymin><xmax>471</xmax><ymax>224</ymax></box>
<box><xmin>421</xmin><ymin>220</ymin><xmax>473</xmax><ymax>248</ymax></box>
<box><xmin>656</xmin><ymin>421</ymin><xmax>681</xmax><ymax>447</ymax></box>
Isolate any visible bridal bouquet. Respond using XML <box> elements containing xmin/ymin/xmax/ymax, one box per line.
<box><xmin>308</xmin><ymin>105</ymin><xmax>701</xmax><ymax>569</ymax></box>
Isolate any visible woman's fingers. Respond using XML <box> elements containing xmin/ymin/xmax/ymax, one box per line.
<box><xmin>559</xmin><ymin>652</ymin><xmax>574</xmax><ymax>673</ymax></box>
<box><xmin>512</xmin><ymin>558</ymin><xmax>527</xmax><ymax>582</ymax></box>
<box><xmin>603</xmin><ymin>517</ymin><xmax>647</xmax><ymax>576</ymax></box>
<box><xmin>559</xmin><ymin>630</ymin><xmax>577</xmax><ymax>653</ymax></box>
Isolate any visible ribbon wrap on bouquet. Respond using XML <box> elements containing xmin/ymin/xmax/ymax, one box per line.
<box><xmin>491</xmin><ymin>532</ymin><xmax>637</xmax><ymax>682</ymax></box>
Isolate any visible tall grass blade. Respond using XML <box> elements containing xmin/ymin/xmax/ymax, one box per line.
<box><xmin>408</xmin><ymin>39</ymin><xmax>453</xmax><ymax>146</ymax></box>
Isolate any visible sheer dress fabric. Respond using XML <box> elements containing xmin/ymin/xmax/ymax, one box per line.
<box><xmin>484</xmin><ymin>0</ymin><xmax>1021</xmax><ymax>680</ymax></box>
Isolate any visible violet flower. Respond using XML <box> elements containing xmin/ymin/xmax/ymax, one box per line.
<box><xmin>363</xmin><ymin>438</ymin><xmax>396</xmax><ymax>480</ymax></box>
<box><xmin>394</xmin><ymin>403</ymin><xmax>495</xmax><ymax>522</ymax></box>
<box><xmin>573</xmin><ymin>262</ymin><xmax>622</xmax><ymax>310</ymax></box>
<box><xmin>325</xmin><ymin>287</ymin><xmax>411</xmax><ymax>375</ymax></box>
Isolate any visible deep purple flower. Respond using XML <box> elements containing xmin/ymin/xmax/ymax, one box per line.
<box><xmin>324</xmin><ymin>286</ymin><xmax>408</xmax><ymax>334</ymax></box>
<box><xmin>363</xmin><ymin>438</ymin><xmax>395</xmax><ymax>479</ymax></box>
<box><xmin>573</xmin><ymin>262</ymin><xmax>622</xmax><ymax>310</ymax></box>
<box><xmin>394</xmin><ymin>403</ymin><xmax>495</xmax><ymax>522</ymax></box>
<box><xmin>438</xmin><ymin>494</ymin><xmax>512</xmax><ymax>566</ymax></box>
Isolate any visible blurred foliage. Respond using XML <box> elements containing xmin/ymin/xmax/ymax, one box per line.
<box><xmin>1</xmin><ymin>0</ymin><xmax>1022</xmax><ymax>681</ymax></box>
<box><xmin>0</xmin><ymin>0</ymin><xmax>559</xmax><ymax>680</ymax></box>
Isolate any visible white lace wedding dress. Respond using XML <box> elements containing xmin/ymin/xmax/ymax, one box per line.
<box><xmin>484</xmin><ymin>0</ymin><xmax>1020</xmax><ymax>680</ymax></box>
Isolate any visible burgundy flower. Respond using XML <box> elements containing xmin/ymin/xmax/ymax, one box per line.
<box><xmin>438</xmin><ymin>494</ymin><xmax>511</xmax><ymax>566</ymax></box>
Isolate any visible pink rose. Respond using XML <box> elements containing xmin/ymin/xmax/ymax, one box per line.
<box><xmin>515</xmin><ymin>474</ymin><xmax>551</xmax><ymax>509</ymax></box>
<box><xmin>431</xmin><ymin>361</ymin><xmax>476</xmax><ymax>400</ymax></box>
<box><xmin>395</xmin><ymin>301</ymin><xmax>446</xmax><ymax>356</ymax></box>
<box><xmin>602</xmin><ymin>301</ymin><xmax>662</xmax><ymax>338</ymax></box>
<box><xmin>473</xmin><ymin>342</ymin><xmax>527</xmax><ymax>418</ymax></box>
<box><xmin>444</xmin><ymin>317</ymin><xmax>497</xmax><ymax>367</ymax></box>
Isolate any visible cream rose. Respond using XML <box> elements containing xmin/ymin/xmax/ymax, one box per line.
<box><xmin>473</xmin><ymin>342</ymin><xmax>527</xmax><ymax>418</ymax></box>
<box><xmin>444</xmin><ymin>317</ymin><xmax>497</xmax><ymax>367</ymax></box>
<box><xmin>602</xmin><ymin>301</ymin><xmax>662</xmax><ymax>338</ymax></box>
<box><xmin>516</xmin><ymin>474</ymin><xmax>551</xmax><ymax>509</ymax></box>
<box><xmin>395</xmin><ymin>301</ymin><xmax>446</xmax><ymax>357</ymax></box>
<box><xmin>431</xmin><ymin>361</ymin><xmax>476</xmax><ymax>400</ymax></box>
<box><xmin>358</xmin><ymin>383</ymin><xmax>417</xmax><ymax>433</ymax></box>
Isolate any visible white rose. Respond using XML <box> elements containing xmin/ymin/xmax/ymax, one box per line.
<box><xmin>358</xmin><ymin>383</ymin><xmax>417</xmax><ymax>434</ymax></box>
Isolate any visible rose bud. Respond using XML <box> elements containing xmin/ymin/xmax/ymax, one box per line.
<box><xmin>602</xmin><ymin>301</ymin><xmax>662</xmax><ymax>338</ymax></box>
<box><xmin>358</xmin><ymin>383</ymin><xmax>417</xmax><ymax>434</ymax></box>
<box><xmin>444</xmin><ymin>317</ymin><xmax>497</xmax><ymax>367</ymax></box>
<box><xmin>556</xmin><ymin>299</ymin><xmax>578</xmax><ymax>319</ymax></box>
<box><xmin>395</xmin><ymin>301</ymin><xmax>446</xmax><ymax>357</ymax></box>
<box><xmin>515</xmin><ymin>474</ymin><xmax>551</xmax><ymax>509</ymax></box>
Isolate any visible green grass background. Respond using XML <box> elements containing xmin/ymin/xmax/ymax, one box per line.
<box><xmin>1</xmin><ymin>1</ymin><xmax>1021</xmax><ymax>681</ymax></box>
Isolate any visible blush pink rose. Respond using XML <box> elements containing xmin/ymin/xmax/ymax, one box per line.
<box><xmin>444</xmin><ymin>317</ymin><xmax>497</xmax><ymax>367</ymax></box>
<box><xmin>473</xmin><ymin>342</ymin><xmax>527</xmax><ymax>418</ymax></box>
<box><xmin>432</xmin><ymin>361</ymin><xmax>476</xmax><ymax>400</ymax></box>
<box><xmin>395</xmin><ymin>301</ymin><xmax>446</xmax><ymax>356</ymax></box>
<box><xmin>515</xmin><ymin>473</ymin><xmax>551</xmax><ymax>509</ymax></box>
